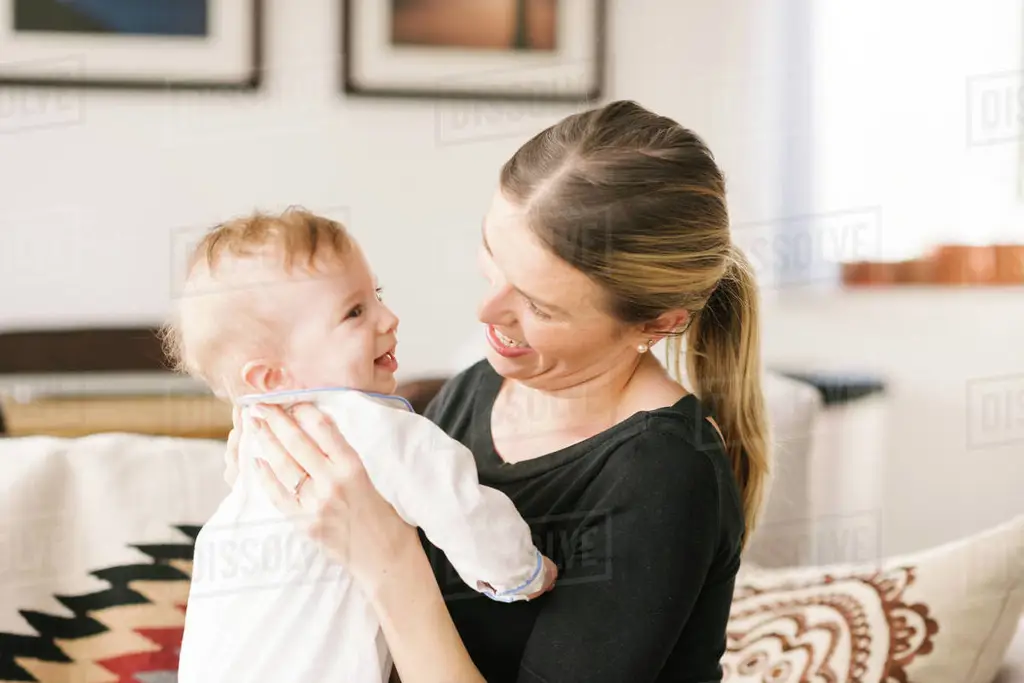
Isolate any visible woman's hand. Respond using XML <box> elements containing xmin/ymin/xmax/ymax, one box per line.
<box><xmin>246</xmin><ymin>402</ymin><xmax>421</xmax><ymax>592</ymax></box>
<box><xmin>223</xmin><ymin>405</ymin><xmax>242</xmax><ymax>487</ymax></box>
<box><xmin>244</xmin><ymin>402</ymin><xmax>486</xmax><ymax>683</ymax></box>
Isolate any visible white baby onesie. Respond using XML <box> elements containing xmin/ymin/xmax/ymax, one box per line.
<box><xmin>177</xmin><ymin>388</ymin><xmax>546</xmax><ymax>683</ymax></box>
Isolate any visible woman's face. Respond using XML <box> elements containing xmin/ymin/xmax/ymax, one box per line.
<box><xmin>476</xmin><ymin>189</ymin><xmax>643</xmax><ymax>391</ymax></box>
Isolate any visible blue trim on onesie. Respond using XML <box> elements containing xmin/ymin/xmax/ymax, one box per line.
<box><xmin>236</xmin><ymin>386</ymin><xmax>414</xmax><ymax>413</ymax></box>
<box><xmin>485</xmin><ymin>549</ymin><xmax>544</xmax><ymax>603</ymax></box>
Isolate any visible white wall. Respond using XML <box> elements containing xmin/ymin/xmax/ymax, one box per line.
<box><xmin>767</xmin><ymin>0</ymin><xmax>1024</xmax><ymax>556</ymax></box>
<box><xmin>3</xmin><ymin>0</ymin><xmax>1021</xmax><ymax>558</ymax></box>
<box><xmin>0</xmin><ymin>0</ymin><xmax>787</xmax><ymax>379</ymax></box>
<box><xmin>811</xmin><ymin>0</ymin><xmax>1024</xmax><ymax>258</ymax></box>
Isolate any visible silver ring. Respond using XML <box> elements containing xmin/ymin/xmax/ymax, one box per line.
<box><xmin>291</xmin><ymin>472</ymin><xmax>310</xmax><ymax>497</ymax></box>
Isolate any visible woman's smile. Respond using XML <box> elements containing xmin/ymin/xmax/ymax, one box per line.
<box><xmin>486</xmin><ymin>324</ymin><xmax>533</xmax><ymax>357</ymax></box>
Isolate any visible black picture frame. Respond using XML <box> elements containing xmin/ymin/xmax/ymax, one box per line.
<box><xmin>0</xmin><ymin>0</ymin><xmax>264</xmax><ymax>91</ymax></box>
<box><xmin>342</xmin><ymin>0</ymin><xmax>606</xmax><ymax>102</ymax></box>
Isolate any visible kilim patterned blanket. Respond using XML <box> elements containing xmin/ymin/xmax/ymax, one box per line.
<box><xmin>0</xmin><ymin>433</ymin><xmax>228</xmax><ymax>683</ymax></box>
<box><xmin>0</xmin><ymin>527</ymin><xmax>199</xmax><ymax>682</ymax></box>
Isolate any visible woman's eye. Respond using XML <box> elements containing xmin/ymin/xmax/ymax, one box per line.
<box><xmin>527</xmin><ymin>299</ymin><xmax>551</xmax><ymax>319</ymax></box>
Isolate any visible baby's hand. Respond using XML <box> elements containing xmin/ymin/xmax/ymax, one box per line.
<box><xmin>525</xmin><ymin>555</ymin><xmax>558</xmax><ymax>600</ymax></box>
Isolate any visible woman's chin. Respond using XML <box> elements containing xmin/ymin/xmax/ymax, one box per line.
<box><xmin>485</xmin><ymin>347</ymin><xmax>537</xmax><ymax>377</ymax></box>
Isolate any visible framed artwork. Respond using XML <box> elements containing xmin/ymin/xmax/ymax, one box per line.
<box><xmin>342</xmin><ymin>0</ymin><xmax>606</xmax><ymax>101</ymax></box>
<box><xmin>0</xmin><ymin>0</ymin><xmax>263</xmax><ymax>90</ymax></box>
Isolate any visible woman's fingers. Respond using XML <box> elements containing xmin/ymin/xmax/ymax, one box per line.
<box><xmin>289</xmin><ymin>403</ymin><xmax>362</xmax><ymax>476</ymax></box>
<box><xmin>240</xmin><ymin>400</ymin><xmax>420</xmax><ymax>590</ymax></box>
<box><xmin>223</xmin><ymin>406</ymin><xmax>243</xmax><ymax>486</ymax></box>
<box><xmin>248</xmin><ymin>409</ymin><xmax>315</xmax><ymax>493</ymax></box>
<box><xmin>252</xmin><ymin>403</ymin><xmax>335</xmax><ymax>483</ymax></box>
<box><xmin>253</xmin><ymin>458</ymin><xmax>302</xmax><ymax>516</ymax></box>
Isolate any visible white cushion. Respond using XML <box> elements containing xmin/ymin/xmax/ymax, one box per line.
<box><xmin>744</xmin><ymin>372</ymin><xmax>822</xmax><ymax>567</ymax></box>
<box><xmin>0</xmin><ymin>433</ymin><xmax>227</xmax><ymax>680</ymax></box>
<box><xmin>729</xmin><ymin>515</ymin><xmax>1024</xmax><ymax>683</ymax></box>
<box><xmin>995</xmin><ymin>618</ymin><xmax>1024</xmax><ymax>682</ymax></box>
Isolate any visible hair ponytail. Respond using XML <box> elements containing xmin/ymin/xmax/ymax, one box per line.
<box><xmin>682</xmin><ymin>246</ymin><xmax>770</xmax><ymax>550</ymax></box>
<box><xmin>497</xmin><ymin>99</ymin><xmax>771</xmax><ymax>549</ymax></box>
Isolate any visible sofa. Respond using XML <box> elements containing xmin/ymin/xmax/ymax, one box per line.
<box><xmin>0</xmin><ymin>372</ymin><xmax>1021</xmax><ymax>682</ymax></box>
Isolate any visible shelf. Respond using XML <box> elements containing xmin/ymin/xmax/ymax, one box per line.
<box><xmin>0</xmin><ymin>371</ymin><xmax>211</xmax><ymax>403</ymax></box>
<box><xmin>0</xmin><ymin>393</ymin><xmax>231</xmax><ymax>440</ymax></box>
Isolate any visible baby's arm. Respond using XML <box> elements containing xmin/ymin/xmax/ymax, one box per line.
<box><xmin>395</xmin><ymin>421</ymin><xmax>557</xmax><ymax>602</ymax></box>
<box><xmin>327</xmin><ymin>393</ymin><xmax>555</xmax><ymax>602</ymax></box>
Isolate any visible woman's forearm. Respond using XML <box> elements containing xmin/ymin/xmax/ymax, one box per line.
<box><xmin>368</xmin><ymin>537</ymin><xmax>485</xmax><ymax>683</ymax></box>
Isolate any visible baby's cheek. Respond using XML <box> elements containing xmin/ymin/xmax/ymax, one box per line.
<box><xmin>341</xmin><ymin>346</ymin><xmax>374</xmax><ymax>381</ymax></box>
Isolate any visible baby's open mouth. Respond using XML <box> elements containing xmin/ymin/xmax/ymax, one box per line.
<box><xmin>374</xmin><ymin>347</ymin><xmax>398</xmax><ymax>371</ymax></box>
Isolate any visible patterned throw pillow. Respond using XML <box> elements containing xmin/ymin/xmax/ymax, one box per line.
<box><xmin>725</xmin><ymin>515</ymin><xmax>1024</xmax><ymax>683</ymax></box>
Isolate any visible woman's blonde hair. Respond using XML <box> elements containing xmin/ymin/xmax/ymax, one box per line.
<box><xmin>499</xmin><ymin>100</ymin><xmax>770</xmax><ymax>548</ymax></box>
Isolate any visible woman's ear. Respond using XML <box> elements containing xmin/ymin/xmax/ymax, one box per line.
<box><xmin>641</xmin><ymin>309</ymin><xmax>690</xmax><ymax>344</ymax></box>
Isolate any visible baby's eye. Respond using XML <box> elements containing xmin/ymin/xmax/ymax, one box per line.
<box><xmin>375</xmin><ymin>287</ymin><xmax>384</xmax><ymax>302</ymax></box>
<box><xmin>346</xmin><ymin>304</ymin><xmax>364</xmax><ymax>320</ymax></box>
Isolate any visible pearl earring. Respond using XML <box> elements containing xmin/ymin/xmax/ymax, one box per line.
<box><xmin>637</xmin><ymin>340</ymin><xmax>652</xmax><ymax>354</ymax></box>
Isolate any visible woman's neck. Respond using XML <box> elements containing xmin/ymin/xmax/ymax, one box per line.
<box><xmin>495</xmin><ymin>355</ymin><xmax>674</xmax><ymax>448</ymax></box>
<box><xmin>490</xmin><ymin>355</ymin><xmax>685</xmax><ymax>464</ymax></box>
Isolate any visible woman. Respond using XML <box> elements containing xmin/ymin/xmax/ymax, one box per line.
<box><xmin>241</xmin><ymin>100</ymin><xmax>770</xmax><ymax>683</ymax></box>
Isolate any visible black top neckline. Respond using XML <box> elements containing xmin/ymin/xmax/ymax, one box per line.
<box><xmin>473</xmin><ymin>361</ymin><xmax>701</xmax><ymax>478</ymax></box>
<box><xmin>421</xmin><ymin>358</ymin><xmax>744</xmax><ymax>682</ymax></box>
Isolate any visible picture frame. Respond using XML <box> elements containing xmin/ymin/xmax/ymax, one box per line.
<box><xmin>342</xmin><ymin>0</ymin><xmax>606</xmax><ymax>102</ymax></box>
<box><xmin>0</xmin><ymin>0</ymin><xmax>264</xmax><ymax>91</ymax></box>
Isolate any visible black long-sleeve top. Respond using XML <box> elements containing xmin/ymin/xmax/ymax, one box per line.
<box><xmin>420</xmin><ymin>360</ymin><xmax>745</xmax><ymax>683</ymax></box>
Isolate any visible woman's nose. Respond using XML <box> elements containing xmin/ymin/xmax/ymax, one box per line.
<box><xmin>476</xmin><ymin>247</ymin><xmax>516</xmax><ymax>324</ymax></box>
<box><xmin>477</xmin><ymin>282</ymin><xmax>515</xmax><ymax>326</ymax></box>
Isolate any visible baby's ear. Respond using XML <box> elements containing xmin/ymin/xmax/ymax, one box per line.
<box><xmin>240</xmin><ymin>359</ymin><xmax>288</xmax><ymax>394</ymax></box>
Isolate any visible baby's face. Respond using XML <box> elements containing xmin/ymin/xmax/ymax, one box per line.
<box><xmin>277</xmin><ymin>244</ymin><xmax>400</xmax><ymax>396</ymax></box>
<box><xmin>214</xmin><ymin>243</ymin><xmax>401</xmax><ymax>397</ymax></box>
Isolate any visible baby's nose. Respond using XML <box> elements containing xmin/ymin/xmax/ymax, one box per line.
<box><xmin>380</xmin><ymin>307</ymin><xmax>399</xmax><ymax>334</ymax></box>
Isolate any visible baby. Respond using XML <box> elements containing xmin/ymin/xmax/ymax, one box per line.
<box><xmin>165</xmin><ymin>208</ymin><xmax>556</xmax><ymax>683</ymax></box>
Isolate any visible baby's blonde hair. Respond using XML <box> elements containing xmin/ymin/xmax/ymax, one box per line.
<box><xmin>160</xmin><ymin>206</ymin><xmax>352</xmax><ymax>397</ymax></box>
